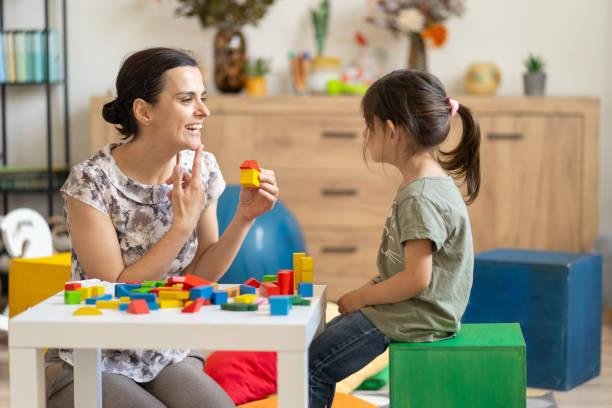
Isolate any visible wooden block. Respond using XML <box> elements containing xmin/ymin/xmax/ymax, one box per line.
<box><xmin>226</xmin><ymin>285</ymin><xmax>240</xmax><ymax>298</ymax></box>
<box><xmin>90</xmin><ymin>286</ymin><xmax>106</xmax><ymax>297</ymax></box>
<box><xmin>95</xmin><ymin>300</ymin><xmax>120</xmax><ymax>309</ymax></box>
<box><xmin>262</xmin><ymin>274</ymin><xmax>277</xmax><ymax>282</ymax></box>
<box><xmin>221</xmin><ymin>303</ymin><xmax>258</xmax><ymax>312</ymax></box>
<box><xmin>182</xmin><ymin>274</ymin><xmax>212</xmax><ymax>290</ymax></box>
<box><xmin>239</xmin><ymin>168</ymin><xmax>260</xmax><ymax>188</ymax></box>
<box><xmin>64</xmin><ymin>290</ymin><xmax>81</xmax><ymax>305</ymax></box>
<box><xmin>77</xmin><ymin>287</ymin><xmax>93</xmax><ymax>301</ymax></box>
<box><xmin>158</xmin><ymin>291</ymin><xmax>190</xmax><ymax>301</ymax></box>
<box><xmin>127</xmin><ymin>299</ymin><xmax>150</xmax><ymax>314</ymax></box>
<box><xmin>298</xmin><ymin>282</ymin><xmax>313</xmax><ymax>297</ymax></box>
<box><xmin>300</xmin><ymin>256</ymin><xmax>314</xmax><ymax>271</ymax></box>
<box><xmin>64</xmin><ymin>282</ymin><xmax>81</xmax><ymax>291</ymax></box>
<box><xmin>159</xmin><ymin>300</ymin><xmax>184</xmax><ymax>308</ymax></box>
<box><xmin>85</xmin><ymin>294</ymin><xmax>112</xmax><ymax>305</ymax></box>
<box><xmin>244</xmin><ymin>278</ymin><xmax>261</xmax><ymax>288</ymax></box>
<box><xmin>234</xmin><ymin>294</ymin><xmax>258</xmax><ymax>304</ymax></box>
<box><xmin>269</xmin><ymin>296</ymin><xmax>292</xmax><ymax>316</ymax></box>
<box><xmin>260</xmin><ymin>282</ymin><xmax>280</xmax><ymax>298</ymax></box>
<box><xmin>293</xmin><ymin>252</ymin><xmax>305</xmax><ymax>286</ymax></box>
<box><xmin>182</xmin><ymin>298</ymin><xmax>205</xmax><ymax>313</ymax></box>
<box><xmin>240</xmin><ymin>284</ymin><xmax>257</xmax><ymax>295</ymax></box>
<box><xmin>301</xmin><ymin>270</ymin><xmax>313</xmax><ymax>283</ymax></box>
<box><xmin>277</xmin><ymin>270</ymin><xmax>293</xmax><ymax>295</ymax></box>
<box><xmin>212</xmin><ymin>290</ymin><xmax>228</xmax><ymax>305</ymax></box>
<box><xmin>73</xmin><ymin>307</ymin><xmax>103</xmax><ymax>316</ymax></box>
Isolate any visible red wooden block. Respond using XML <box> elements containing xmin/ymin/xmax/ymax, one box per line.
<box><xmin>182</xmin><ymin>274</ymin><xmax>212</xmax><ymax>290</ymax></box>
<box><xmin>239</xmin><ymin>160</ymin><xmax>260</xmax><ymax>171</ymax></box>
<box><xmin>244</xmin><ymin>278</ymin><xmax>261</xmax><ymax>288</ymax></box>
<box><xmin>277</xmin><ymin>270</ymin><xmax>293</xmax><ymax>295</ymax></box>
<box><xmin>260</xmin><ymin>282</ymin><xmax>281</xmax><ymax>298</ymax></box>
<box><xmin>182</xmin><ymin>298</ymin><xmax>205</xmax><ymax>313</ymax></box>
<box><xmin>64</xmin><ymin>282</ymin><xmax>82</xmax><ymax>291</ymax></box>
<box><xmin>168</xmin><ymin>276</ymin><xmax>187</xmax><ymax>285</ymax></box>
<box><xmin>127</xmin><ymin>299</ymin><xmax>150</xmax><ymax>314</ymax></box>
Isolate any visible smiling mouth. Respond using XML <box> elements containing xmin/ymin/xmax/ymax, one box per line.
<box><xmin>185</xmin><ymin>124</ymin><xmax>202</xmax><ymax>131</ymax></box>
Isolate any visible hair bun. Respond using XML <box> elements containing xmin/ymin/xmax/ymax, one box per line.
<box><xmin>102</xmin><ymin>99</ymin><xmax>122</xmax><ymax>125</ymax></box>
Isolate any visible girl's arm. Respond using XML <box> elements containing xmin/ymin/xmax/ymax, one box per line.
<box><xmin>338</xmin><ymin>239</ymin><xmax>433</xmax><ymax>315</ymax></box>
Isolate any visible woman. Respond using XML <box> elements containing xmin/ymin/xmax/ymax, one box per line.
<box><xmin>46</xmin><ymin>47</ymin><xmax>278</xmax><ymax>408</ymax></box>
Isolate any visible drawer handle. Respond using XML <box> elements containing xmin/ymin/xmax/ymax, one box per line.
<box><xmin>321</xmin><ymin>188</ymin><xmax>358</xmax><ymax>197</ymax></box>
<box><xmin>487</xmin><ymin>132</ymin><xmax>523</xmax><ymax>140</ymax></box>
<box><xmin>321</xmin><ymin>131</ymin><xmax>358</xmax><ymax>139</ymax></box>
<box><xmin>321</xmin><ymin>246</ymin><xmax>358</xmax><ymax>254</ymax></box>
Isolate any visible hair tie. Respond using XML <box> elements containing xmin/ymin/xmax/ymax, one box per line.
<box><xmin>448</xmin><ymin>98</ymin><xmax>459</xmax><ymax>117</ymax></box>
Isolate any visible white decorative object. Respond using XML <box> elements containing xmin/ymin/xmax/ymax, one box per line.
<box><xmin>0</xmin><ymin>208</ymin><xmax>53</xmax><ymax>258</ymax></box>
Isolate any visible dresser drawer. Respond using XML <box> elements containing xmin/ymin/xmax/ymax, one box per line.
<box><xmin>253</xmin><ymin>115</ymin><xmax>366</xmax><ymax>168</ymax></box>
<box><xmin>303</xmin><ymin>225</ymin><xmax>381</xmax><ymax>300</ymax></box>
<box><xmin>277</xmin><ymin>168</ymin><xmax>399</xmax><ymax>227</ymax></box>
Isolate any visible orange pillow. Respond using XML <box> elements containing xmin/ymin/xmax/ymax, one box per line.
<box><xmin>238</xmin><ymin>392</ymin><xmax>376</xmax><ymax>408</ymax></box>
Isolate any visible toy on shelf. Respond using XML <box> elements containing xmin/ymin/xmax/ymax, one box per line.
<box><xmin>239</xmin><ymin>160</ymin><xmax>260</xmax><ymax>188</ymax></box>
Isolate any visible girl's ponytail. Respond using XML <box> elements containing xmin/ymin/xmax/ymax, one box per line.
<box><xmin>439</xmin><ymin>103</ymin><xmax>481</xmax><ymax>204</ymax></box>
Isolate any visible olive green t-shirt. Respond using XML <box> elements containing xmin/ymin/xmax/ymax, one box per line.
<box><xmin>361</xmin><ymin>176</ymin><xmax>473</xmax><ymax>342</ymax></box>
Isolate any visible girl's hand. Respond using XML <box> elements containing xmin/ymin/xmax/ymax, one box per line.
<box><xmin>171</xmin><ymin>145</ymin><xmax>206</xmax><ymax>234</ymax></box>
<box><xmin>338</xmin><ymin>288</ymin><xmax>366</xmax><ymax>315</ymax></box>
<box><xmin>238</xmin><ymin>168</ymin><xmax>279</xmax><ymax>222</ymax></box>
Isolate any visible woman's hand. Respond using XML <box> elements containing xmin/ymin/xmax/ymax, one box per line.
<box><xmin>171</xmin><ymin>145</ymin><xmax>206</xmax><ymax>234</ymax></box>
<box><xmin>238</xmin><ymin>168</ymin><xmax>279</xmax><ymax>222</ymax></box>
<box><xmin>338</xmin><ymin>287</ymin><xmax>366</xmax><ymax>315</ymax></box>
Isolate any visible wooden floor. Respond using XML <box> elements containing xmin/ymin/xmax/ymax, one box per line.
<box><xmin>0</xmin><ymin>322</ymin><xmax>610</xmax><ymax>407</ymax></box>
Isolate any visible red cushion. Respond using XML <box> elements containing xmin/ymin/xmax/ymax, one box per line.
<box><xmin>204</xmin><ymin>351</ymin><xmax>277</xmax><ymax>405</ymax></box>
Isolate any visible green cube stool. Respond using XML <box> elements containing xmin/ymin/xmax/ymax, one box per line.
<box><xmin>390</xmin><ymin>323</ymin><xmax>526</xmax><ymax>408</ymax></box>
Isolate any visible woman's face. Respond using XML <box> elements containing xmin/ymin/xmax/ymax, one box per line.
<box><xmin>148</xmin><ymin>66</ymin><xmax>209</xmax><ymax>151</ymax></box>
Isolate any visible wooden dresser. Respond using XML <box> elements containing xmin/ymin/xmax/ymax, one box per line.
<box><xmin>90</xmin><ymin>95</ymin><xmax>600</xmax><ymax>300</ymax></box>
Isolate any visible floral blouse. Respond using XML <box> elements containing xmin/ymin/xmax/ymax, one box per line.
<box><xmin>57</xmin><ymin>141</ymin><xmax>225</xmax><ymax>382</ymax></box>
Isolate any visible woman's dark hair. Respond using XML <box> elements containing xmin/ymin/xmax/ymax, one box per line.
<box><xmin>361</xmin><ymin>69</ymin><xmax>481</xmax><ymax>204</ymax></box>
<box><xmin>102</xmin><ymin>47</ymin><xmax>198</xmax><ymax>138</ymax></box>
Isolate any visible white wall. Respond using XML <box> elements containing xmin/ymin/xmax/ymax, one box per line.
<box><xmin>4</xmin><ymin>0</ymin><xmax>611</xmax><ymax>233</ymax></box>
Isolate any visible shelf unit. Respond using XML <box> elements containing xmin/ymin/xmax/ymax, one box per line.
<box><xmin>0</xmin><ymin>0</ymin><xmax>70</xmax><ymax>216</ymax></box>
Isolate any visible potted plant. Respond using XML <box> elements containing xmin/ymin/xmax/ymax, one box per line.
<box><xmin>245</xmin><ymin>58</ymin><xmax>271</xmax><ymax>96</ymax></box>
<box><xmin>174</xmin><ymin>0</ymin><xmax>276</xmax><ymax>93</ymax></box>
<box><xmin>523</xmin><ymin>53</ymin><xmax>546</xmax><ymax>96</ymax></box>
<box><xmin>308</xmin><ymin>0</ymin><xmax>341</xmax><ymax>93</ymax></box>
<box><xmin>365</xmin><ymin>0</ymin><xmax>466</xmax><ymax>72</ymax></box>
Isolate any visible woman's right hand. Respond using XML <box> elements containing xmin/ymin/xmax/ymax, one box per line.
<box><xmin>170</xmin><ymin>144</ymin><xmax>206</xmax><ymax>235</ymax></box>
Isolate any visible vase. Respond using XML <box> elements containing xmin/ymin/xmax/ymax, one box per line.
<box><xmin>523</xmin><ymin>73</ymin><xmax>546</xmax><ymax>96</ymax></box>
<box><xmin>246</xmin><ymin>76</ymin><xmax>266</xmax><ymax>96</ymax></box>
<box><xmin>214</xmin><ymin>27</ymin><xmax>246</xmax><ymax>93</ymax></box>
<box><xmin>408</xmin><ymin>32</ymin><xmax>427</xmax><ymax>72</ymax></box>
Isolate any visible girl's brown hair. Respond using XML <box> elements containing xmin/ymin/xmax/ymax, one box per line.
<box><xmin>361</xmin><ymin>69</ymin><xmax>481</xmax><ymax>204</ymax></box>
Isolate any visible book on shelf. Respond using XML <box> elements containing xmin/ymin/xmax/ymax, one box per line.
<box><xmin>0</xmin><ymin>29</ymin><xmax>62</xmax><ymax>84</ymax></box>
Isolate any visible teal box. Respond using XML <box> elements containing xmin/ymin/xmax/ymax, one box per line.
<box><xmin>390</xmin><ymin>323</ymin><xmax>526</xmax><ymax>408</ymax></box>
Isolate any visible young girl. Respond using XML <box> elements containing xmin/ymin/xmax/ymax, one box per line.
<box><xmin>308</xmin><ymin>69</ymin><xmax>480</xmax><ymax>407</ymax></box>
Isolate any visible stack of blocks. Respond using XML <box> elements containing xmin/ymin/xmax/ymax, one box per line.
<box><xmin>463</xmin><ymin>249</ymin><xmax>603</xmax><ymax>390</ymax></box>
<box><xmin>390</xmin><ymin>323</ymin><xmax>526</xmax><ymax>407</ymax></box>
<box><xmin>239</xmin><ymin>160</ymin><xmax>260</xmax><ymax>188</ymax></box>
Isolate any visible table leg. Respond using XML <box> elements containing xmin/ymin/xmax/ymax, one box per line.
<box><xmin>9</xmin><ymin>347</ymin><xmax>45</xmax><ymax>408</ymax></box>
<box><xmin>73</xmin><ymin>348</ymin><xmax>102</xmax><ymax>408</ymax></box>
<box><xmin>278</xmin><ymin>351</ymin><xmax>308</xmax><ymax>408</ymax></box>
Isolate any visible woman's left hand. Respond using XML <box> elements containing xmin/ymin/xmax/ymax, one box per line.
<box><xmin>238</xmin><ymin>168</ymin><xmax>279</xmax><ymax>222</ymax></box>
<box><xmin>338</xmin><ymin>288</ymin><xmax>366</xmax><ymax>315</ymax></box>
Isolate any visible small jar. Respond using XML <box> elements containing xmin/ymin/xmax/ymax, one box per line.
<box><xmin>308</xmin><ymin>56</ymin><xmax>341</xmax><ymax>94</ymax></box>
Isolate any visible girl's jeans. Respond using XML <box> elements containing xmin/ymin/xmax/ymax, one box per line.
<box><xmin>309</xmin><ymin>310</ymin><xmax>390</xmax><ymax>408</ymax></box>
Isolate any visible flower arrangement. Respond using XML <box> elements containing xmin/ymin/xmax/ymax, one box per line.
<box><xmin>366</xmin><ymin>0</ymin><xmax>465</xmax><ymax>70</ymax></box>
<box><xmin>174</xmin><ymin>0</ymin><xmax>276</xmax><ymax>29</ymax></box>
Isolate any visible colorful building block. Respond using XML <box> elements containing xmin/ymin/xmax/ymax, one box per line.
<box><xmin>131</xmin><ymin>287</ymin><xmax>153</xmax><ymax>294</ymax></box>
<box><xmin>390</xmin><ymin>323</ymin><xmax>525</xmax><ymax>408</ymax></box>
<box><xmin>269</xmin><ymin>296</ymin><xmax>292</xmax><ymax>316</ymax></box>
<box><xmin>239</xmin><ymin>160</ymin><xmax>261</xmax><ymax>188</ymax></box>
<box><xmin>244</xmin><ymin>278</ymin><xmax>261</xmax><ymax>288</ymax></box>
<box><xmin>234</xmin><ymin>294</ymin><xmax>258</xmax><ymax>304</ymax></box>
<box><xmin>226</xmin><ymin>286</ymin><xmax>240</xmax><ymax>298</ymax></box>
<box><xmin>159</xmin><ymin>300</ymin><xmax>184</xmax><ymax>308</ymax></box>
<box><xmin>77</xmin><ymin>287</ymin><xmax>93</xmax><ymax>301</ymax></box>
<box><xmin>277</xmin><ymin>270</ymin><xmax>293</xmax><ymax>295</ymax></box>
<box><xmin>182</xmin><ymin>274</ymin><xmax>212</xmax><ymax>290</ymax></box>
<box><xmin>85</xmin><ymin>294</ymin><xmax>112</xmax><ymax>305</ymax></box>
<box><xmin>298</xmin><ymin>282</ymin><xmax>313</xmax><ymax>297</ymax></box>
<box><xmin>158</xmin><ymin>291</ymin><xmax>190</xmax><ymax>301</ymax></box>
<box><xmin>127</xmin><ymin>299</ymin><xmax>150</xmax><ymax>314</ymax></box>
<box><xmin>262</xmin><ymin>274</ymin><xmax>277</xmax><ymax>282</ymax></box>
<box><xmin>115</xmin><ymin>284</ymin><xmax>140</xmax><ymax>298</ymax></box>
<box><xmin>95</xmin><ymin>300</ymin><xmax>120</xmax><ymax>309</ymax></box>
<box><xmin>301</xmin><ymin>270</ymin><xmax>313</xmax><ymax>283</ymax></box>
<box><xmin>73</xmin><ymin>306</ymin><xmax>103</xmax><ymax>316</ymax></box>
<box><xmin>221</xmin><ymin>303</ymin><xmax>259</xmax><ymax>312</ymax></box>
<box><xmin>129</xmin><ymin>293</ymin><xmax>156</xmax><ymax>303</ymax></box>
<box><xmin>168</xmin><ymin>276</ymin><xmax>186</xmax><ymax>285</ymax></box>
<box><xmin>190</xmin><ymin>285</ymin><xmax>213</xmax><ymax>300</ymax></box>
<box><xmin>182</xmin><ymin>298</ymin><xmax>205</xmax><ymax>313</ymax></box>
<box><xmin>212</xmin><ymin>290</ymin><xmax>228</xmax><ymax>305</ymax></box>
<box><xmin>64</xmin><ymin>290</ymin><xmax>82</xmax><ymax>305</ymax></box>
<box><xmin>64</xmin><ymin>282</ymin><xmax>81</xmax><ymax>291</ymax></box>
<box><xmin>90</xmin><ymin>286</ymin><xmax>106</xmax><ymax>297</ymax></box>
<box><xmin>260</xmin><ymin>282</ymin><xmax>280</xmax><ymax>298</ymax></box>
<box><xmin>293</xmin><ymin>252</ymin><xmax>306</xmax><ymax>287</ymax></box>
<box><xmin>240</xmin><ymin>284</ymin><xmax>257</xmax><ymax>295</ymax></box>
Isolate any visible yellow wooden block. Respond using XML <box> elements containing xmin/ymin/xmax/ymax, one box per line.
<box><xmin>293</xmin><ymin>252</ymin><xmax>305</xmax><ymax>285</ymax></box>
<box><xmin>172</xmin><ymin>284</ymin><xmax>184</xmax><ymax>289</ymax></box>
<box><xmin>301</xmin><ymin>270</ymin><xmax>314</xmax><ymax>283</ymax></box>
<box><xmin>234</xmin><ymin>294</ymin><xmax>258</xmax><ymax>304</ymax></box>
<box><xmin>158</xmin><ymin>291</ymin><xmax>190</xmax><ymax>301</ymax></box>
<box><xmin>9</xmin><ymin>252</ymin><xmax>71</xmax><ymax>317</ymax></box>
<box><xmin>240</xmin><ymin>169</ymin><xmax>260</xmax><ymax>188</ymax></box>
<box><xmin>226</xmin><ymin>286</ymin><xmax>240</xmax><ymax>298</ymax></box>
<box><xmin>159</xmin><ymin>300</ymin><xmax>184</xmax><ymax>308</ymax></box>
<box><xmin>91</xmin><ymin>286</ymin><xmax>106</xmax><ymax>297</ymax></box>
<box><xmin>119</xmin><ymin>297</ymin><xmax>131</xmax><ymax>304</ymax></box>
<box><xmin>78</xmin><ymin>287</ymin><xmax>93</xmax><ymax>301</ymax></box>
<box><xmin>300</xmin><ymin>256</ymin><xmax>314</xmax><ymax>271</ymax></box>
<box><xmin>96</xmin><ymin>300</ymin><xmax>120</xmax><ymax>309</ymax></box>
<box><xmin>73</xmin><ymin>307</ymin><xmax>103</xmax><ymax>316</ymax></box>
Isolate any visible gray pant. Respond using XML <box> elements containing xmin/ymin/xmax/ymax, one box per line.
<box><xmin>45</xmin><ymin>350</ymin><xmax>235</xmax><ymax>408</ymax></box>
